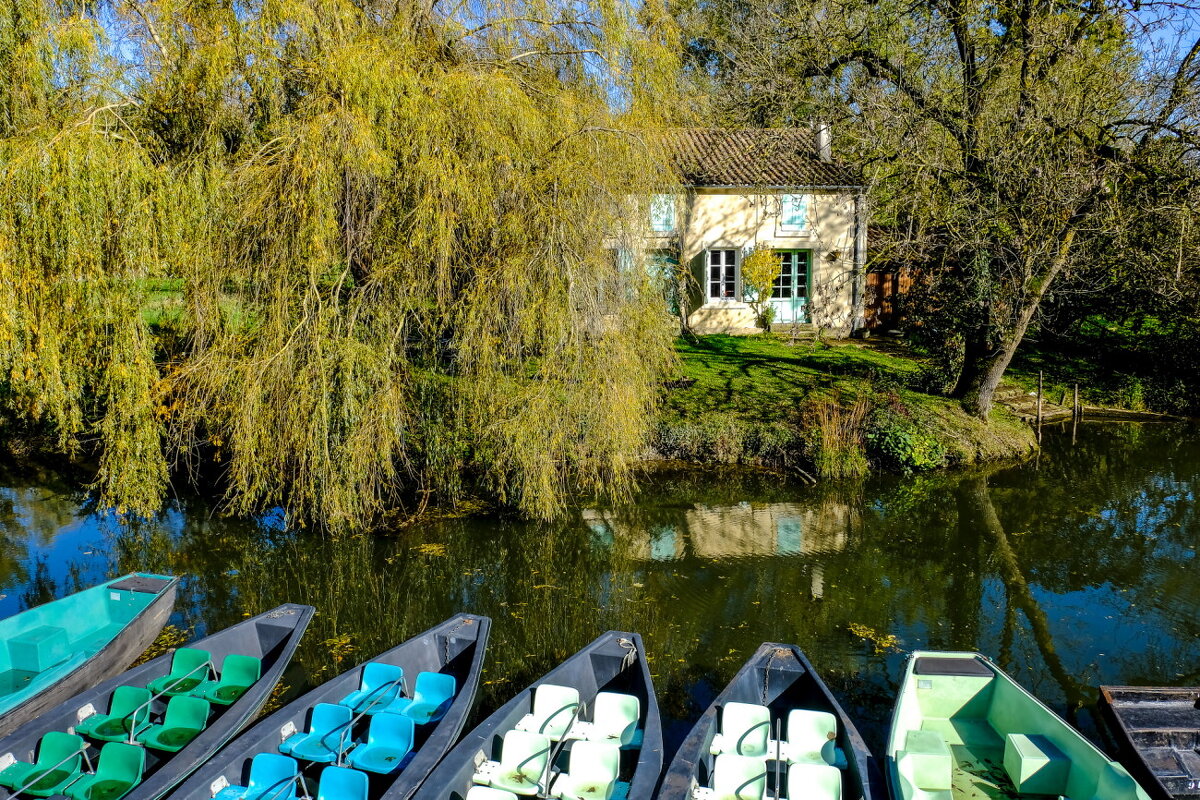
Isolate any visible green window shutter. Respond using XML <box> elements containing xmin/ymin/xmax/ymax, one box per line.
<box><xmin>781</xmin><ymin>194</ymin><xmax>808</xmax><ymax>231</ymax></box>
<box><xmin>650</xmin><ymin>194</ymin><xmax>675</xmax><ymax>232</ymax></box>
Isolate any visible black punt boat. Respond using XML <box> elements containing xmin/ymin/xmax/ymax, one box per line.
<box><xmin>0</xmin><ymin>604</ymin><xmax>313</xmax><ymax>800</ymax></box>
<box><xmin>411</xmin><ymin>631</ymin><xmax>663</xmax><ymax>800</ymax></box>
<box><xmin>167</xmin><ymin>614</ymin><xmax>491</xmax><ymax>800</ymax></box>
<box><xmin>1100</xmin><ymin>685</ymin><xmax>1200</xmax><ymax>800</ymax></box>
<box><xmin>657</xmin><ymin>642</ymin><xmax>884</xmax><ymax>800</ymax></box>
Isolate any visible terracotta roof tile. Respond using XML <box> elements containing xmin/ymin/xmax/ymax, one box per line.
<box><xmin>667</xmin><ymin>128</ymin><xmax>862</xmax><ymax>188</ymax></box>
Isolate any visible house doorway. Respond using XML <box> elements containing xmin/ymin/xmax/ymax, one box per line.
<box><xmin>770</xmin><ymin>250</ymin><xmax>810</xmax><ymax>324</ymax></box>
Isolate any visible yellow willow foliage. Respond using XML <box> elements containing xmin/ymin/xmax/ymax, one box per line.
<box><xmin>0</xmin><ymin>127</ymin><xmax>168</xmax><ymax>514</ymax></box>
<box><xmin>0</xmin><ymin>0</ymin><xmax>684</xmax><ymax>527</ymax></box>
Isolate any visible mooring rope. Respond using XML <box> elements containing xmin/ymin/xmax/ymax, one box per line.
<box><xmin>762</xmin><ymin>647</ymin><xmax>786</xmax><ymax>705</ymax></box>
<box><xmin>617</xmin><ymin>637</ymin><xmax>637</xmax><ymax>671</ymax></box>
<box><xmin>444</xmin><ymin>617</ymin><xmax>470</xmax><ymax>664</ymax></box>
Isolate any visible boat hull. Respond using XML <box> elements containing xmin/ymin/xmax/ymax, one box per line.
<box><xmin>0</xmin><ymin>573</ymin><xmax>180</xmax><ymax>734</ymax></box>
<box><xmin>0</xmin><ymin>603</ymin><xmax>314</xmax><ymax>800</ymax></box>
<box><xmin>1099</xmin><ymin>685</ymin><xmax>1200</xmax><ymax>800</ymax></box>
<box><xmin>657</xmin><ymin>642</ymin><xmax>884</xmax><ymax>800</ymax></box>
<box><xmin>412</xmin><ymin>630</ymin><xmax>664</xmax><ymax>800</ymax></box>
<box><xmin>168</xmin><ymin>614</ymin><xmax>491</xmax><ymax>800</ymax></box>
<box><xmin>886</xmin><ymin>651</ymin><xmax>1151</xmax><ymax>800</ymax></box>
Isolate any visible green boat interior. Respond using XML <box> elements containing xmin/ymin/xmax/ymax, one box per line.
<box><xmin>0</xmin><ymin>575</ymin><xmax>174</xmax><ymax>713</ymax></box>
<box><xmin>888</xmin><ymin>654</ymin><xmax>1149</xmax><ymax>800</ymax></box>
<box><xmin>0</xmin><ymin>647</ymin><xmax>264</xmax><ymax>800</ymax></box>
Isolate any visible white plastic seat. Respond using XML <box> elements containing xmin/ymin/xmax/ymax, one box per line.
<box><xmin>787</xmin><ymin>763</ymin><xmax>842</xmax><ymax>800</ymax></box>
<box><xmin>515</xmin><ymin>684</ymin><xmax>581</xmax><ymax>741</ymax></box>
<box><xmin>785</xmin><ymin>709</ymin><xmax>839</xmax><ymax>765</ymax></box>
<box><xmin>551</xmin><ymin>741</ymin><xmax>620</xmax><ymax>800</ymax></box>
<box><xmin>586</xmin><ymin>692</ymin><xmax>640</xmax><ymax>747</ymax></box>
<box><xmin>711</xmin><ymin>754</ymin><xmax>767</xmax><ymax>800</ymax></box>
<box><xmin>711</xmin><ymin>703</ymin><xmax>771</xmax><ymax>758</ymax></box>
<box><xmin>487</xmin><ymin>730</ymin><xmax>552</xmax><ymax>796</ymax></box>
<box><xmin>467</xmin><ymin>788</ymin><xmax>520</xmax><ymax>800</ymax></box>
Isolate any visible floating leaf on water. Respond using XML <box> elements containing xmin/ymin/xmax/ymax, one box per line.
<box><xmin>847</xmin><ymin>622</ymin><xmax>901</xmax><ymax>655</ymax></box>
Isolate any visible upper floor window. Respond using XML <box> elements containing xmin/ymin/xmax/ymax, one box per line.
<box><xmin>780</xmin><ymin>194</ymin><xmax>809</xmax><ymax>232</ymax></box>
<box><xmin>650</xmin><ymin>194</ymin><xmax>676</xmax><ymax>232</ymax></box>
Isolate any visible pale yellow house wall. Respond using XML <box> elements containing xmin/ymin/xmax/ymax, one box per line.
<box><xmin>648</xmin><ymin>188</ymin><xmax>862</xmax><ymax>335</ymax></box>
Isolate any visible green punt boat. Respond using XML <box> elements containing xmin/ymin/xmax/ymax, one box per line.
<box><xmin>0</xmin><ymin>573</ymin><xmax>179</xmax><ymax>732</ymax></box>
<box><xmin>886</xmin><ymin>651</ymin><xmax>1150</xmax><ymax>800</ymax></box>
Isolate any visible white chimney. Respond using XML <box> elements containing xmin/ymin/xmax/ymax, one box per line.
<box><xmin>815</xmin><ymin>122</ymin><xmax>832</xmax><ymax>163</ymax></box>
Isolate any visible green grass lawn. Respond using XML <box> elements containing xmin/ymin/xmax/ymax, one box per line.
<box><xmin>665</xmin><ymin>334</ymin><xmax>921</xmax><ymax>421</ymax></box>
<box><xmin>656</xmin><ymin>334</ymin><xmax>1035</xmax><ymax>474</ymax></box>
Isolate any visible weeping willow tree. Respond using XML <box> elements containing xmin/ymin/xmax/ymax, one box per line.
<box><xmin>0</xmin><ymin>0</ymin><xmax>685</xmax><ymax>528</ymax></box>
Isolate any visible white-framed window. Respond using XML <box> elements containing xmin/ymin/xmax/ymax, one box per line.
<box><xmin>780</xmin><ymin>194</ymin><xmax>809</xmax><ymax>232</ymax></box>
<box><xmin>650</xmin><ymin>194</ymin><xmax>676</xmax><ymax>232</ymax></box>
<box><xmin>707</xmin><ymin>249</ymin><xmax>738</xmax><ymax>300</ymax></box>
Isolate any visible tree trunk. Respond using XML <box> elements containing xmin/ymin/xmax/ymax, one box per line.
<box><xmin>955</xmin><ymin>229</ymin><xmax>1080</xmax><ymax>419</ymax></box>
<box><xmin>955</xmin><ymin>326</ymin><xmax>1025</xmax><ymax>419</ymax></box>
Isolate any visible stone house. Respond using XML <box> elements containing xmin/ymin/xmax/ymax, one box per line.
<box><xmin>646</xmin><ymin>127</ymin><xmax>867</xmax><ymax>335</ymax></box>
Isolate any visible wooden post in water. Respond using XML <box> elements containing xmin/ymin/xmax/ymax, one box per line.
<box><xmin>1036</xmin><ymin>371</ymin><xmax>1043</xmax><ymax>443</ymax></box>
<box><xmin>1072</xmin><ymin>383</ymin><xmax>1079</xmax><ymax>445</ymax></box>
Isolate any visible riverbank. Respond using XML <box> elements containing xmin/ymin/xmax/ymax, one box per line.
<box><xmin>653</xmin><ymin>334</ymin><xmax>1037</xmax><ymax>478</ymax></box>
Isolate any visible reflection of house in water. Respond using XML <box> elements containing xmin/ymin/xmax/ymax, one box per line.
<box><xmin>583</xmin><ymin>501</ymin><xmax>856</xmax><ymax>596</ymax></box>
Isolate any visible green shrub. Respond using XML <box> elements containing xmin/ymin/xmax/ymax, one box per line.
<box><xmin>1121</xmin><ymin>377</ymin><xmax>1146</xmax><ymax>411</ymax></box>
<box><xmin>650</xmin><ymin>416</ymin><xmax>802</xmax><ymax>467</ymax></box>
<box><xmin>755</xmin><ymin>304</ymin><xmax>777</xmax><ymax>332</ymax></box>
<box><xmin>865</xmin><ymin>406</ymin><xmax>946</xmax><ymax>473</ymax></box>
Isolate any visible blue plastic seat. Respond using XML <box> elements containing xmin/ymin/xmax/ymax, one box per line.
<box><xmin>346</xmin><ymin>711</ymin><xmax>415</xmax><ymax>774</ymax></box>
<box><xmin>215</xmin><ymin>753</ymin><xmax>299</xmax><ymax>800</ymax></box>
<box><xmin>387</xmin><ymin>672</ymin><xmax>456</xmax><ymax>724</ymax></box>
<box><xmin>280</xmin><ymin>703</ymin><xmax>355</xmax><ymax>763</ymax></box>
<box><xmin>339</xmin><ymin>662</ymin><xmax>403</xmax><ymax>715</ymax></box>
<box><xmin>316</xmin><ymin>766</ymin><xmax>368</xmax><ymax>800</ymax></box>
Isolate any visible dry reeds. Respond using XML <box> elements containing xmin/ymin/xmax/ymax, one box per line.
<box><xmin>806</xmin><ymin>396</ymin><xmax>871</xmax><ymax>479</ymax></box>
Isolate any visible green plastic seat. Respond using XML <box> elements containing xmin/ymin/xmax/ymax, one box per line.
<box><xmin>0</xmin><ymin>759</ymin><xmax>35</xmax><ymax>790</ymax></box>
<box><xmin>588</xmin><ymin>692</ymin><xmax>640</xmax><ymax>747</ymax></box>
<box><xmin>76</xmin><ymin>686</ymin><xmax>153</xmax><ymax>742</ymax></box>
<box><xmin>785</xmin><ymin>709</ymin><xmax>839</xmax><ymax>765</ymax></box>
<box><xmin>711</xmin><ymin>754</ymin><xmax>767</xmax><ymax>800</ymax></box>
<box><xmin>896</xmin><ymin>729</ymin><xmax>952</xmax><ymax>795</ymax></box>
<box><xmin>514</xmin><ymin>684</ymin><xmax>580</xmax><ymax>741</ymax></box>
<box><xmin>0</xmin><ymin>731</ymin><xmax>86</xmax><ymax>797</ymax></box>
<box><xmin>551</xmin><ymin>741</ymin><xmax>620</xmax><ymax>800</ymax></box>
<box><xmin>787</xmin><ymin>763</ymin><xmax>842</xmax><ymax>800</ymax></box>
<box><xmin>64</xmin><ymin>742</ymin><xmax>144</xmax><ymax>800</ymax></box>
<box><xmin>195</xmin><ymin>654</ymin><xmax>261</xmax><ymax>705</ymax></box>
<box><xmin>137</xmin><ymin>695</ymin><xmax>211</xmax><ymax>752</ymax></box>
<box><xmin>147</xmin><ymin>648</ymin><xmax>212</xmax><ymax>696</ymax></box>
<box><xmin>711</xmin><ymin>703</ymin><xmax>771</xmax><ymax>758</ymax></box>
<box><xmin>488</xmin><ymin>730</ymin><xmax>552</xmax><ymax>795</ymax></box>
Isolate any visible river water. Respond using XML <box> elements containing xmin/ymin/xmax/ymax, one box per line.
<box><xmin>0</xmin><ymin>422</ymin><xmax>1197</xmax><ymax>757</ymax></box>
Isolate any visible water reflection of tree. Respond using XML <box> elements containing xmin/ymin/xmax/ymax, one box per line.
<box><xmin>13</xmin><ymin>424</ymin><xmax>1195</xmax><ymax>753</ymax></box>
<box><xmin>958</xmin><ymin>473</ymin><xmax>1088</xmax><ymax>724</ymax></box>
